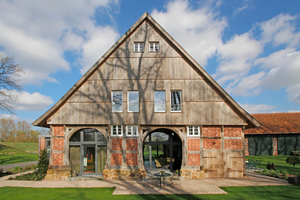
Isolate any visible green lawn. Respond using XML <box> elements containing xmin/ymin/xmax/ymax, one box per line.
<box><xmin>1</xmin><ymin>142</ymin><xmax>38</xmax><ymax>152</ymax></box>
<box><xmin>0</xmin><ymin>153</ymin><xmax>38</xmax><ymax>165</ymax></box>
<box><xmin>0</xmin><ymin>185</ymin><xmax>299</xmax><ymax>199</ymax></box>
<box><xmin>246</xmin><ymin>155</ymin><xmax>300</xmax><ymax>174</ymax></box>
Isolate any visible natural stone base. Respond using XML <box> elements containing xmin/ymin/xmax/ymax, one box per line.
<box><xmin>45</xmin><ymin>165</ymin><xmax>71</xmax><ymax>180</ymax></box>
<box><xmin>103</xmin><ymin>168</ymin><xmax>146</xmax><ymax>180</ymax></box>
<box><xmin>180</xmin><ymin>168</ymin><xmax>204</xmax><ymax>179</ymax></box>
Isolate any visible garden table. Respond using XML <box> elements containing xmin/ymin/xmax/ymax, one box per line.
<box><xmin>154</xmin><ymin>173</ymin><xmax>171</xmax><ymax>187</ymax></box>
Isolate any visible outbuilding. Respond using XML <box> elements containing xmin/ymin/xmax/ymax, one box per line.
<box><xmin>33</xmin><ymin>13</ymin><xmax>260</xmax><ymax>180</ymax></box>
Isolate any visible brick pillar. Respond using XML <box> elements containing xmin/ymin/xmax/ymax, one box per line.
<box><xmin>52</xmin><ymin>126</ymin><xmax>65</xmax><ymax>165</ymax></box>
<box><xmin>272</xmin><ymin>136</ymin><xmax>278</xmax><ymax>156</ymax></box>
<box><xmin>111</xmin><ymin>138</ymin><xmax>123</xmax><ymax>165</ymax></box>
<box><xmin>224</xmin><ymin>127</ymin><xmax>243</xmax><ymax>149</ymax></box>
<box><xmin>39</xmin><ymin>137</ymin><xmax>46</xmax><ymax>151</ymax></box>
<box><xmin>245</xmin><ymin>137</ymin><xmax>249</xmax><ymax>156</ymax></box>
<box><xmin>187</xmin><ymin>138</ymin><xmax>201</xmax><ymax>166</ymax></box>
<box><xmin>126</xmin><ymin>139</ymin><xmax>138</xmax><ymax>166</ymax></box>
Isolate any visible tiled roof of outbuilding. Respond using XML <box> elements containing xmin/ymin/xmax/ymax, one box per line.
<box><xmin>245</xmin><ymin>112</ymin><xmax>300</xmax><ymax>134</ymax></box>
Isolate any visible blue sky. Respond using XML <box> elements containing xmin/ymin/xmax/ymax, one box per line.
<box><xmin>0</xmin><ymin>0</ymin><xmax>299</xmax><ymax>125</ymax></box>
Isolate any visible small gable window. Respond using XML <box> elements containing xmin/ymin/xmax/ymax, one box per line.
<box><xmin>154</xmin><ymin>91</ymin><xmax>165</xmax><ymax>112</ymax></box>
<box><xmin>171</xmin><ymin>91</ymin><xmax>182</xmax><ymax>112</ymax></box>
<box><xmin>188</xmin><ymin>126</ymin><xmax>200</xmax><ymax>136</ymax></box>
<box><xmin>112</xmin><ymin>91</ymin><xmax>123</xmax><ymax>112</ymax></box>
<box><xmin>128</xmin><ymin>91</ymin><xmax>139</xmax><ymax>112</ymax></box>
<box><xmin>111</xmin><ymin>125</ymin><xmax>123</xmax><ymax>136</ymax></box>
<box><xmin>126</xmin><ymin>125</ymin><xmax>138</xmax><ymax>136</ymax></box>
<box><xmin>134</xmin><ymin>42</ymin><xmax>144</xmax><ymax>52</ymax></box>
<box><xmin>149</xmin><ymin>42</ymin><xmax>159</xmax><ymax>52</ymax></box>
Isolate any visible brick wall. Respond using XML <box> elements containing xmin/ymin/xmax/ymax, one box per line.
<box><xmin>126</xmin><ymin>139</ymin><xmax>138</xmax><ymax>151</ymax></box>
<box><xmin>52</xmin><ymin>125</ymin><xmax>64</xmax><ymax>166</ymax></box>
<box><xmin>53</xmin><ymin>126</ymin><xmax>64</xmax><ymax>136</ymax></box>
<box><xmin>245</xmin><ymin>138</ymin><xmax>249</xmax><ymax>156</ymax></box>
<box><xmin>126</xmin><ymin>153</ymin><xmax>138</xmax><ymax>165</ymax></box>
<box><xmin>224</xmin><ymin>127</ymin><xmax>241</xmax><ymax>137</ymax></box>
<box><xmin>203</xmin><ymin>127</ymin><xmax>221</xmax><ymax>137</ymax></box>
<box><xmin>53</xmin><ymin>138</ymin><xmax>64</xmax><ymax>151</ymax></box>
<box><xmin>52</xmin><ymin>153</ymin><xmax>64</xmax><ymax>165</ymax></box>
<box><xmin>39</xmin><ymin>137</ymin><xmax>46</xmax><ymax>151</ymax></box>
<box><xmin>224</xmin><ymin>139</ymin><xmax>242</xmax><ymax>149</ymax></box>
<box><xmin>187</xmin><ymin>139</ymin><xmax>200</xmax><ymax>151</ymax></box>
<box><xmin>203</xmin><ymin>139</ymin><xmax>221</xmax><ymax>149</ymax></box>
<box><xmin>187</xmin><ymin>153</ymin><xmax>200</xmax><ymax>166</ymax></box>
<box><xmin>272</xmin><ymin>137</ymin><xmax>278</xmax><ymax>156</ymax></box>
<box><xmin>111</xmin><ymin>153</ymin><xmax>122</xmax><ymax>165</ymax></box>
<box><xmin>112</xmin><ymin>138</ymin><xmax>122</xmax><ymax>151</ymax></box>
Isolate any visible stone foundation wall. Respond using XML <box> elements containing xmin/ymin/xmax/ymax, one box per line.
<box><xmin>44</xmin><ymin>165</ymin><xmax>71</xmax><ymax>180</ymax></box>
<box><xmin>180</xmin><ymin>168</ymin><xmax>205</xmax><ymax>179</ymax></box>
<box><xmin>103</xmin><ymin>168</ymin><xmax>146</xmax><ymax>180</ymax></box>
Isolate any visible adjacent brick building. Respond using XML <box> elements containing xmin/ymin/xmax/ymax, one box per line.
<box><xmin>33</xmin><ymin>13</ymin><xmax>260</xmax><ymax>180</ymax></box>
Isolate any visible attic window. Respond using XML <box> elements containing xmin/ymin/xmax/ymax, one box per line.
<box><xmin>134</xmin><ymin>42</ymin><xmax>144</xmax><ymax>52</ymax></box>
<box><xmin>149</xmin><ymin>42</ymin><xmax>159</xmax><ymax>52</ymax></box>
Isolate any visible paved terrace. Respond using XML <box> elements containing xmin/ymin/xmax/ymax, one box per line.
<box><xmin>0</xmin><ymin>171</ymin><xmax>290</xmax><ymax>195</ymax></box>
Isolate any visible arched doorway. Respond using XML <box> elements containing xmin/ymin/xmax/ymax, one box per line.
<box><xmin>69</xmin><ymin>128</ymin><xmax>107</xmax><ymax>175</ymax></box>
<box><xmin>143</xmin><ymin>129</ymin><xmax>182</xmax><ymax>172</ymax></box>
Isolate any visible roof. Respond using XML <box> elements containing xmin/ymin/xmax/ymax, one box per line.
<box><xmin>32</xmin><ymin>12</ymin><xmax>261</xmax><ymax>128</ymax></box>
<box><xmin>245</xmin><ymin>112</ymin><xmax>300</xmax><ymax>134</ymax></box>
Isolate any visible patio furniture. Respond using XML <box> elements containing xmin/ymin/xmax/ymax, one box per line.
<box><xmin>154</xmin><ymin>159</ymin><xmax>162</xmax><ymax>168</ymax></box>
<box><xmin>154</xmin><ymin>172</ymin><xmax>171</xmax><ymax>187</ymax></box>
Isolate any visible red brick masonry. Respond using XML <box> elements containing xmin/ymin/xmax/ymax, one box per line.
<box><xmin>112</xmin><ymin>138</ymin><xmax>122</xmax><ymax>151</ymax></box>
<box><xmin>224</xmin><ymin>127</ymin><xmax>241</xmax><ymax>137</ymax></box>
<box><xmin>203</xmin><ymin>127</ymin><xmax>221</xmax><ymax>137</ymax></box>
<box><xmin>203</xmin><ymin>139</ymin><xmax>221</xmax><ymax>149</ymax></box>
<box><xmin>224</xmin><ymin>139</ymin><xmax>242</xmax><ymax>149</ymax></box>
<box><xmin>53</xmin><ymin>126</ymin><xmax>64</xmax><ymax>136</ymax></box>
<box><xmin>52</xmin><ymin>153</ymin><xmax>64</xmax><ymax>165</ymax></box>
<box><xmin>187</xmin><ymin>153</ymin><xmax>200</xmax><ymax>166</ymax></box>
<box><xmin>53</xmin><ymin>138</ymin><xmax>64</xmax><ymax>151</ymax></box>
<box><xmin>188</xmin><ymin>139</ymin><xmax>200</xmax><ymax>151</ymax></box>
<box><xmin>126</xmin><ymin>139</ymin><xmax>138</xmax><ymax>151</ymax></box>
<box><xmin>111</xmin><ymin>153</ymin><xmax>122</xmax><ymax>165</ymax></box>
<box><xmin>126</xmin><ymin>153</ymin><xmax>138</xmax><ymax>166</ymax></box>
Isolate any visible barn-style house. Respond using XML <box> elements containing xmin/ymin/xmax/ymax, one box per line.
<box><xmin>33</xmin><ymin>13</ymin><xmax>261</xmax><ymax>180</ymax></box>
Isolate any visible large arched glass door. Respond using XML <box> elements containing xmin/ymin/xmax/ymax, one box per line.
<box><xmin>143</xmin><ymin>129</ymin><xmax>182</xmax><ymax>172</ymax></box>
<box><xmin>69</xmin><ymin>128</ymin><xmax>107</xmax><ymax>175</ymax></box>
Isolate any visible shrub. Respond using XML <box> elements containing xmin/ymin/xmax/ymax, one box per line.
<box><xmin>37</xmin><ymin>149</ymin><xmax>49</xmax><ymax>177</ymax></box>
<box><xmin>286</xmin><ymin>156</ymin><xmax>300</xmax><ymax>178</ymax></box>
<box><xmin>262</xmin><ymin>169</ymin><xmax>269</xmax><ymax>175</ymax></box>
<box><xmin>284</xmin><ymin>175</ymin><xmax>288</xmax><ymax>180</ymax></box>
<box><xmin>281</xmin><ymin>170</ymin><xmax>287</xmax><ymax>176</ymax></box>
<box><xmin>266</xmin><ymin>162</ymin><xmax>271</xmax><ymax>170</ymax></box>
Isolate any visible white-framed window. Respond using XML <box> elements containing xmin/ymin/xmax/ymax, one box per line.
<box><xmin>154</xmin><ymin>91</ymin><xmax>165</xmax><ymax>112</ymax></box>
<box><xmin>126</xmin><ymin>125</ymin><xmax>138</xmax><ymax>136</ymax></box>
<box><xmin>111</xmin><ymin>125</ymin><xmax>123</xmax><ymax>136</ymax></box>
<box><xmin>134</xmin><ymin>42</ymin><xmax>144</xmax><ymax>52</ymax></box>
<box><xmin>149</xmin><ymin>42</ymin><xmax>159</xmax><ymax>52</ymax></box>
<box><xmin>112</xmin><ymin>91</ymin><xmax>122</xmax><ymax>112</ymax></box>
<box><xmin>128</xmin><ymin>91</ymin><xmax>139</xmax><ymax>112</ymax></box>
<box><xmin>171</xmin><ymin>91</ymin><xmax>182</xmax><ymax>112</ymax></box>
<box><xmin>188</xmin><ymin>126</ymin><xmax>200</xmax><ymax>136</ymax></box>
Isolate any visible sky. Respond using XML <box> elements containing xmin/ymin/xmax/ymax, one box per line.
<box><xmin>0</xmin><ymin>0</ymin><xmax>299</xmax><ymax>126</ymax></box>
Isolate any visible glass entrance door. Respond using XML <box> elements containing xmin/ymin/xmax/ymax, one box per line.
<box><xmin>83</xmin><ymin>146</ymin><xmax>95</xmax><ymax>174</ymax></box>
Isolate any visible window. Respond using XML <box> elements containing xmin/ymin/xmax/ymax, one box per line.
<box><xmin>112</xmin><ymin>91</ymin><xmax>122</xmax><ymax>112</ymax></box>
<box><xmin>126</xmin><ymin>125</ymin><xmax>138</xmax><ymax>136</ymax></box>
<box><xmin>154</xmin><ymin>91</ymin><xmax>165</xmax><ymax>112</ymax></box>
<box><xmin>128</xmin><ymin>91</ymin><xmax>139</xmax><ymax>112</ymax></box>
<box><xmin>134</xmin><ymin>42</ymin><xmax>144</xmax><ymax>52</ymax></box>
<box><xmin>171</xmin><ymin>91</ymin><xmax>182</xmax><ymax>112</ymax></box>
<box><xmin>188</xmin><ymin>126</ymin><xmax>200</xmax><ymax>136</ymax></box>
<box><xmin>149</xmin><ymin>42</ymin><xmax>159</xmax><ymax>52</ymax></box>
<box><xmin>111</xmin><ymin>125</ymin><xmax>123</xmax><ymax>136</ymax></box>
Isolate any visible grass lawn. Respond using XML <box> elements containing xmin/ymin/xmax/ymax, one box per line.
<box><xmin>0</xmin><ymin>185</ymin><xmax>299</xmax><ymax>200</ymax></box>
<box><xmin>1</xmin><ymin>142</ymin><xmax>38</xmax><ymax>152</ymax></box>
<box><xmin>0</xmin><ymin>143</ymin><xmax>38</xmax><ymax>166</ymax></box>
<box><xmin>246</xmin><ymin>155</ymin><xmax>300</xmax><ymax>174</ymax></box>
<box><xmin>0</xmin><ymin>153</ymin><xmax>38</xmax><ymax>165</ymax></box>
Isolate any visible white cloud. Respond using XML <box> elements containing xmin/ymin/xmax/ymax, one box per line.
<box><xmin>0</xmin><ymin>0</ymin><xmax>119</xmax><ymax>85</ymax></box>
<box><xmin>0</xmin><ymin>114</ymin><xmax>23</xmax><ymax>121</ymax></box>
<box><xmin>151</xmin><ymin>0</ymin><xmax>227</xmax><ymax>67</ymax></box>
<box><xmin>240</xmin><ymin>103</ymin><xmax>276</xmax><ymax>114</ymax></box>
<box><xmin>0</xmin><ymin>90</ymin><xmax>54</xmax><ymax>111</ymax></box>
<box><xmin>260</xmin><ymin>14</ymin><xmax>300</xmax><ymax>47</ymax></box>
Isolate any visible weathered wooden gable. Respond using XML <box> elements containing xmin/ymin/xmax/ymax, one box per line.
<box><xmin>48</xmin><ymin>19</ymin><xmax>246</xmax><ymax>126</ymax></box>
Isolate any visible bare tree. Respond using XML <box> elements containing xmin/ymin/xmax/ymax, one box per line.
<box><xmin>0</xmin><ymin>52</ymin><xmax>24</xmax><ymax>113</ymax></box>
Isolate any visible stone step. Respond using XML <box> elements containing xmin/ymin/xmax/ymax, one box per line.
<box><xmin>66</xmin><ymin>176</ymin><xmax>105</xmax><ymax>181</ymax></box>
